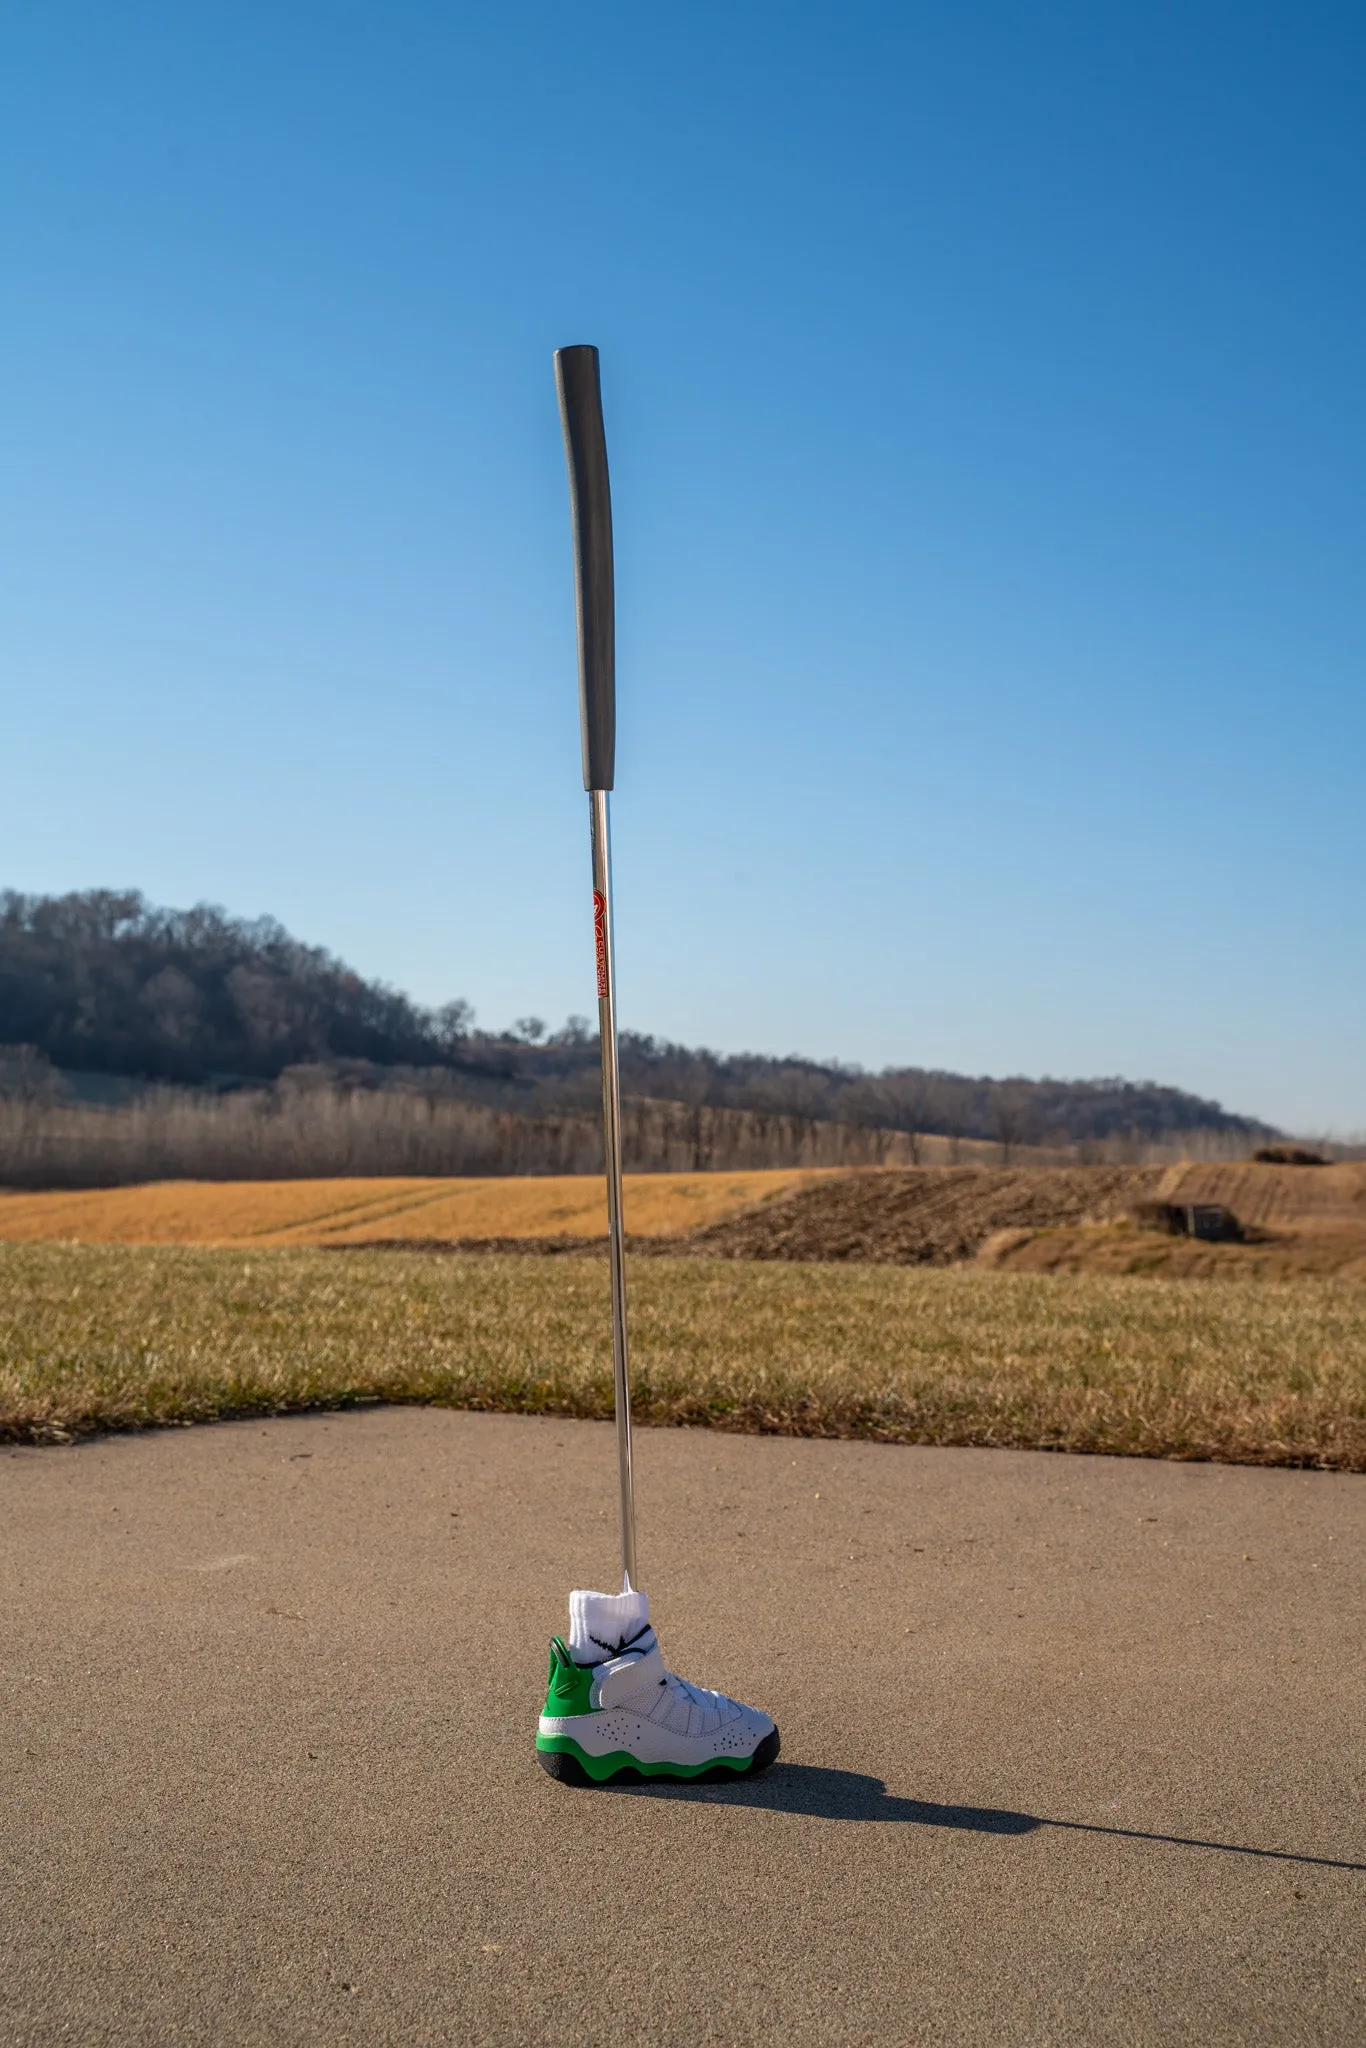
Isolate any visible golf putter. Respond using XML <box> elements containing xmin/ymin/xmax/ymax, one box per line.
<box><xmin>537</xmin><ymin>348</ymin><xmax>779</xmax><ymax>1783</ymax></box>
<box><xmin>554</xmin><ymin>343</ymin><xmax>637</xmax><ymax>1593</ymax></box>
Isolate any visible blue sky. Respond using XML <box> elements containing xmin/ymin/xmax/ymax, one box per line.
<box><xmin>2</xmin><ymin>2</ymin><xmax>1362</xmax><ymax>1132</ymax></box>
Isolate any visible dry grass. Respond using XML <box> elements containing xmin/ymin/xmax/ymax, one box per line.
<box><xmin>3</xmin><ymin>1243</ymin><xmax>1363</xmax><ymax>1469</ymax></box>
<box><xmin>0</xmin><ymin>1169</ymin><xmax>830</xmax><ymax>1247</ymax></box>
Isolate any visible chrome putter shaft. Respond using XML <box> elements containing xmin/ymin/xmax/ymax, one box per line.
<box><xmin>589</xmin><ymin>788</ymin><xmax>636</xmax><ymax>1589</ymax></box>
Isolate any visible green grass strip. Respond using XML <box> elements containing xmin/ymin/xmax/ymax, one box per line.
<box><xmin>1</xmin><ymin>1242</ymin><xmax>1364</xmax><ymax>1468</ymax></box>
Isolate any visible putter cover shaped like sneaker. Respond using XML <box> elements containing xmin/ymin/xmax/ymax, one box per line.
<box><xmin>537</xmin><ymin>1588</ymin><xmax>780</xmax><ymax>1785</ymax></box>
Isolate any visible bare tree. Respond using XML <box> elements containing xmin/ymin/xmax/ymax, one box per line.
<box><xmin>993</xmin><ymin>1083</ymin><xmax>1036</xmax><ymax>1165</ymax></box>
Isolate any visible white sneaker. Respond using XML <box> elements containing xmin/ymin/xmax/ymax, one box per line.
<box><xmin>536</xmin><ymin>1591</ymin><xmax>779</xmax><ymax>1786</ymax></box>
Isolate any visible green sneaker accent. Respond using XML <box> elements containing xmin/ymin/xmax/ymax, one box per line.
<box><xmin>535</xmin><ymin>1733</ymin><xmax>761</xmax><ymax>1781</ymax></box>
<box><xmin>542</xmin><ymin>1636</ymin><xmax>598</xmax><ymax>1718</ymax></box>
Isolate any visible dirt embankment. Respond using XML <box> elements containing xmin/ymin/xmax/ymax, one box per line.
<box><xmin>982</xmin><ymin>1160</ymin><xmax>1366</xmax><ymax>1281</ymax></box>
<box><xmin>671</xmin><ymin>1165</ymin><xmax>1166</xmax><ymax>1265</ymax></box>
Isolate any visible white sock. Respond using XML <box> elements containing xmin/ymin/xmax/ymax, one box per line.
<box><xmin>568</xmin><ymin>1587</ymin><xmax>653</xmax><ymax>1666</ymax></box>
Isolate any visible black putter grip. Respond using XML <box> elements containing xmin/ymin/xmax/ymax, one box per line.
<box><xmin>554</xmin><ymin>345</ymin><xmax>615</xmax><ymax>791</ymax></box>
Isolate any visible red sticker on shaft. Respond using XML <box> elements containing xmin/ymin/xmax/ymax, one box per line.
<box><xmin>592</xmin><ymin>890</ymin><xmax>609</xmax><ymax>1000</ymax></box>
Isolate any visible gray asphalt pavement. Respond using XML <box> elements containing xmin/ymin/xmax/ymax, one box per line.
<box><xmin>2</xmin><ymin>1409</ymin><xmax>1363</xmax><ymax>2045</ymax></box>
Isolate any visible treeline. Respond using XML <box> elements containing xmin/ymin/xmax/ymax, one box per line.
<box><xmin>0</xmin><ymin>1082</ymin><xmax>926</xmax><ymax>1190</ymax></box>
<box><xmin>0</xmin><ymin>888</ymin><xmax>1275</xmax><ymax>1151</ymax></box>
<box><xmin>548</xmin><ymin>1041</ymin><xmax>1273</xmax><ymax>1148</ymax></box>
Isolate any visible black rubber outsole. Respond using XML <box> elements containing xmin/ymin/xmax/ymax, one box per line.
<box><xmin>539</xmin><ymin>1726</ymin><xmax>781</xmax><ymax>1788</ymax></box>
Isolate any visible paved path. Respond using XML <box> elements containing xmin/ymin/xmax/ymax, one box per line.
<box><xmin>3</xmin><ymin>1411</ymin><xmax>1363</xmax><ymax>2045</ymax></box>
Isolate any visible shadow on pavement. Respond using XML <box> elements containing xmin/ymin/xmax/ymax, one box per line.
<box><xmin>611</xmin><ymin>1765</ymin><xmax>1366</xmax><ymax>1871</ymax></box>
<box><xmin>620</xmin><ymin>1766</ymin><xmax>1039</xmax><ymax>1832</ymax></box>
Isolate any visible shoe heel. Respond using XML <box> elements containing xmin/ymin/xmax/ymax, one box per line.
<box><xmin>537</xmin><ymin>1748</ymin><xmax>594</xmax><ymax>1786</ymax></box>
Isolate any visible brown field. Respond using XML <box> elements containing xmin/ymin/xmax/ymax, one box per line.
<box><xmin>1</xmin><ymin>1160</ymin><xmax>1363</xmax><ymax>1277</ymax></box>
<box><xmin>0</xmin><ymin>1169</ymin><xmax>834</xmax><ymax>1247</ymax></box>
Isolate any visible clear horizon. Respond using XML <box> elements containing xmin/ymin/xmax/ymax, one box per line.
<box><xmin>3</xmin><ymin>4</ymin><xmax>1362</xmax><ymax>1135</ymax></box>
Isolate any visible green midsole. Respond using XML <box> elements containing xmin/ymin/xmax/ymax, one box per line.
<box><xmin>536</xmin><ymin>1734</ymin><xmax>759</xmax><ymax>1781</ymax></box>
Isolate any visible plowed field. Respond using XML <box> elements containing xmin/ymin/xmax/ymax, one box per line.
<box><xmin>682</xmin><ymin>1164</ymin><xmax>1164</xmax><ymax>1262</ymax></box>
<box><xmin>681</xmin><ymin>1160</ymin><xmax>1366</xmax><ymax>1277</ymax></box>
